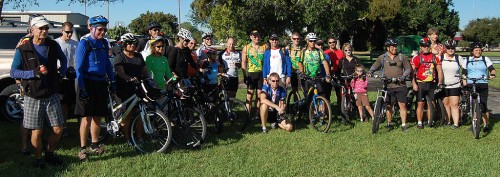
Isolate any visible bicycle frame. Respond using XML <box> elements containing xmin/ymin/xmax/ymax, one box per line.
<box><xmin>109</xmin><ymin>93</ymin><xmax>156</xmax><ymax>135</ymax></box>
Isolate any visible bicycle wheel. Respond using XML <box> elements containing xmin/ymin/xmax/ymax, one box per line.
<box><xmin>171</xmin><ymin>107</ymin><xmax>207</xmax><ymax>149</ymax></box>
<box><xmin>372</xmin><ymin>97</ymin><xmax>384</xmax><ymax>134</ymax></box>
<box><xmin>426</xmin><ymin>95</ymin><xmax>435</xmax><ymax>127</ymax></box>
<box><xmin>406</xmin><ymin>88</ymin><xmax>416</xmax><ymax>121</ymax></box>
<box><xmin>225</xmin><ymin>98</ymin><xmax>249</xmax><ymax>132</ymax></box>
<box><xmin>130</xmin><ymin>109</ymin><xmax>172</xmax><ymax>153</ymax></box>
<box><xmin>286</xmin><ymin>90</ymin><xmax>302</xmax><ymax>122</ymax></box>
<box><xmin>459</xmin><ymin>95</ymin><xmax>469</xmax><ymax>126</ymax></box>
<box><xmin>472</xmin><ymin>99</ymin><xmax>482</xmax><ymax>139</ymax></box>
<box><xmin>340</xmin><ymin>93</ymin><xmax>350</xmax><ymax>122</ymax></box>
<box><xmin>436</xmin><ymin>99</ymin><xmax>447</xmax><ymax>126</ymax></box>
<box><xmin>204</xmin><ymin>103</ymin><xmax>223</xmax><ymax>133</ymax></box>
<box><xmin>308</xmin><ymin>96</ymin><xmax>332</xmax><ymax>133</ymax></box>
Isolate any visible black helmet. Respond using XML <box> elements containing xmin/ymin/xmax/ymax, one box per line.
<box><xmin>147</xmin><ymin>22</ymin><xmax>161</xmax><ymax>30</ymax></box>
<box><xmin>419</xmin><ymin>37</ymin><xmax>431</xmax><ymax>47</ymax></box>
<box><xmin>444</xmin><ymin>39</ymin><xmax>457</xmax><ymax>48</ymax></box>
<box><xmin>384</xmin><ymin>38</ymin><xmax>398</xmax><ymax>47</ymax></box>
<box><xmin>202</xmin><ymin>32</ymin><xmax>213</xmax><ymax>39</ymax></box>
<box><xmin>470</xmin><ymin>42</ymin><xmax>483</xmax><ymax>50</ymax></box>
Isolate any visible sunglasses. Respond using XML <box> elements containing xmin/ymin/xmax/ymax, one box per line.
<box><xmin>184</xmin><ymin>39</ymin><xmax>191</xmax><ymax>43</ymax></box>
<box><xmin>270</xmin><ymin>39</ymin><xmax>278</xmax><ymax>41</ymax></box>
<box><xmin>292</xmin><ymin>38</ymin><xmax>300</xmax><ymax>40</ymax></box>
<box><xmin>155</xmin><ymin>45</ymin><xmax>164</xmax><ymax>49</ymax></box>
<box><xmin>328</xmin><ymin>42</ymin><xmax>336</xmax><ymax>44</ymax></box>
<box><xmin>64</xmin><ymin>30</ymin><xmax>73</xmax><ymax>34</ymax></box>
<box><xmin>308</xmin><ymin>40</ymin><xmax>316</xmax><ymax>43</ymax></box>
<box><xmin>344</xmin><ymin>50</ymin><xmax>351</xmax><ymax>51</ymax></box>
<box><xmin>125</xmin><ymin>42</ymin><xmax>137</xmax><ymax>46</ymax></box>
<box><xmin>446</xmin><ymin>47</ymin><xmax>456</xmax><ymax>50</ymax></box>
<box><xmin>151</xmin><ymin>28</ymin><xmax>160</xmax><ymax>32</ymax></box>
<box><xmin>270</xmin><ymin>80</ymin><xmax>279</xmax><ymax>83</ymax></box>
<box><xmin>96</xmin><ymin>28</ymin><xmax>108</xmax><ymax>32</ymax></box>
<box><xmin>356</xmin><ymin>70</ymin><xmax>364</xmax><ymax>72</ymax></box>
<box><xmin>205</xmin><ymin>38</ymin><xmax>212</xmax><ymax>41</ymax></box>
<box><xmin>38</xmin><ymin>26</ymin><xmax>49</xmax><ymax>31</ymax></box>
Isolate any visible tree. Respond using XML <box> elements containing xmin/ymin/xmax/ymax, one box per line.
<box><xmin>128</xmin><ymin>11</ymin><xmax>178</xmax><ymax>37</ymax></box>
<box><xmin>106</xmin><ymin>25</ymin><xmax>128</xmax><ymax>40</ymax></box>
<box><xmin>462</xmin><ymin>17</ymin><xmax>500</xmax><ymax>47</ymax></box>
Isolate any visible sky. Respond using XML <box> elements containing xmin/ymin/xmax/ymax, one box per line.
<box><xmin>3</xmin><ymin>0</ymin><xmax>500</xmax><ymax>30</ymax></box>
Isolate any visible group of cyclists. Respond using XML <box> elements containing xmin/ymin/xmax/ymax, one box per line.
<box><xmin>10</xmin><ymin>13</ymin><xmax>496</xmax><ymax>168</ymax></box>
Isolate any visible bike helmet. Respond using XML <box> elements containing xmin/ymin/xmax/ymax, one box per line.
<box><xmin>89</xmin><ymin>15</ymin><xmax>109</xmax><ymax>26</ymax></box>
<box><xmin>202</xmin><ymin>32</ymin><xmax>213</xmax><ymax>39</ymax></box>
<box><xmin>384</xmin><ymin>38</ymin><xmax>398</xmax><ymax>46</ymax></box>
<box><xmin>177</xmin><ymin>28</ymin><xmax>193</xmax><ymax>41</ymax></box>
<box><xmin>120</xmin><ymin>33</ymin><xmax>137</xmax><ymax>43</ymax></box>
<box><xmin>444</xmin><ymin>39</ymin><xmax>457</xmax><ymax>49</ymax></box>
<box><xmin>419</xmin><ymin>37</ymin><xmax>431</xmax><ymax>47</ymax></box>
<box><xmin>306</xmin><ymin>32</ymin><xmax>317</xmax><ymax>41</ymax></box>
<box><xmin>150</xmin><ymin>36</ymin><xmax>165</xmax><ymax>46</ymax></box>
<box><xmin>470</xmin><ymin>42</ymin><xmax>483</xmax><ymax>49</ymax></box>
<box><xmin>147</xmin><ymin>22</ymin><xmax>161</xmax><ymax>30</ymax></box>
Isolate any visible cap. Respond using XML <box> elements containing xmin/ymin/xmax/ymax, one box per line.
<box><xmin>270</xmin><ymin>33</ymin><xmax>278</xmax><ymax>39</ymax></box>
<box><xmin>31</xmin><ymin>16</ymin><xmax>51</xmax><ymax>28</ymax></box>
<box><xmin>315</xmin><ymin>39</ymin><xmax>324</xmax><ymax>45</ymax></box>
<box><xmin>250</xmin><ymin>30</ymin><xmax>260</xmax><ymax>36</ymax></box>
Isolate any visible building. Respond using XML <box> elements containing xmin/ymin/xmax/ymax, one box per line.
<box><xmin>1</xmin><ymin>11</ymin><xmax>88</xmax><ymax>27</ymax></box>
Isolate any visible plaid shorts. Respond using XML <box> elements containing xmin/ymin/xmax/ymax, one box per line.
<box><xmin>23</xmin><ymin>94</ymin><xmax>64</xmax><ymax>129</ymax></box>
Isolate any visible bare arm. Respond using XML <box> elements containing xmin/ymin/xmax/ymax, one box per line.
<box><xmin>241</xmin><ymin>45</ymin><xmax>248</xmax><ymax>76</ymax></box>
<box><xmin>259</xmin><ymin>92</ymin><xmax>281</xmax><ymax>110</ymax></box>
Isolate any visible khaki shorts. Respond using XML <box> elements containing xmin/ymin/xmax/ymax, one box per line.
<box><xmin>355</xmin><ymin>93</ymin><xmax>370</xmax><ymax>106</ymax></box>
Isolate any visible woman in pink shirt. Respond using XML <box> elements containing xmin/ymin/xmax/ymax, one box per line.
<box><xmin>350</xmin><ymin>64</ymin><xmax>374</xmax><ymax>122</ymax></box>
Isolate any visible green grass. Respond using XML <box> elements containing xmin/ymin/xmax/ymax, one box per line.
<box><xmin>0</xmin><ymin>90</ymin><xmax>499</xmax><ymax>176</ymax></box>
<box><xmin>489</xmin><ymin>64</ymin><xmax>500</xmax><ymax>89</ymax></box>
<box><xmin>456</xmin><ymin>51</ymin><xmax>500</xmax><ymax>57</ymax></box>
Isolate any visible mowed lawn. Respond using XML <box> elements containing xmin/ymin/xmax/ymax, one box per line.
<box><xmin>0</xmin><ymin>88</ymin><xmax>499</xmax><ymax>176</ymax></box>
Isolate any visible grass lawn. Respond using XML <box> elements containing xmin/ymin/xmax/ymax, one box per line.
<box><xmin>489</xmin><ymin>64</ymin><xmax>500</xmax><ymax>89</ymax></box>
<box><xmin>456</xmin><ymin>51</ymin><xmax>500</xmax><ymax>57</ymax></box>
<box><xmin>0</xmin><ymin>89</ymin><xmax>499</xmax><ymax>176</ymax></box>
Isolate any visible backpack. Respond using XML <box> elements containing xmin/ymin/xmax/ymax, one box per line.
<box><xmin>380</xmin><ymin>52</ymin><xmax>404</xmax><ymax>77</ymax></box>
<box><xmin>415</xmin><ymin>52</ymin><xmax>437</xmax><ymax>71</ymax></box>
<box><xmin>441</xmin><ymin>54</ymin><xmax>462</xmax><ymax>74</ymax></box>
<box><xmin>81</xmin><ymin>36</ymin><xmax>109</xmax><ymax>58</ymax></box>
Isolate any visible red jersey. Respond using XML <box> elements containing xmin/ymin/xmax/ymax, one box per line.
<box><xmin>324</xmin><ymin>48</ymin><xmax>344</xmax><ymax>72</ymax></box>
<box><xmin>411</xmin><ymin>53</ymin><xmax>441</xmax><ymax>82</ymax></box>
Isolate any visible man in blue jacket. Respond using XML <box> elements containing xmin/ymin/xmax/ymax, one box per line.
<box><xmin>262</xmin><ymin>33</ymin><xmax>292</xmax><ymax>87</ymax></box>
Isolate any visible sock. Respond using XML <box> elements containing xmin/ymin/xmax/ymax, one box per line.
<box><xmin>91</xmin><ymin>142</ymin><xmax>99</xmax><ymax>149</ymax></box>
<box><xmin>402</xmin><ymin>123</ymin><xmax>406</xmax><ymax>127</ymax></box>
<box><xmin>418</xmin><ymin>121</ymin><xmax>422</xmax><ymax>125</ymax></box>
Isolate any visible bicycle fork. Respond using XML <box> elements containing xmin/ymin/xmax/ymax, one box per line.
<box><xmin>139</xmin><ymin>103</ymin><xmax>155</xmax><ymax>134</ymax></box>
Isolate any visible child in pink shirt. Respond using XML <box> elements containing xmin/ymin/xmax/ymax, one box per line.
<box><xmin>350</xmin><ymin>64</ymin><xmax>374</xmax><ymax>122</ymax></box>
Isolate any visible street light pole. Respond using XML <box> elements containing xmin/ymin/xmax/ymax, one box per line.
<box><xmin>178</xmin><ymin>0</ymin><xmax>181</xmax><ymax>32</ymax></box>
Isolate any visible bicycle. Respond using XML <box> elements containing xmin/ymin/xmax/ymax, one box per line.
<box><xmin>462</xmin><ymin>75</ymin><xmax>488</xmax><ymax>139</ymax></box>
<box><xmin>332</xmin><ymin>75</ymin><xmax>357</xmax><ymax>123</ymax></box>
<box><xmin>96</xmin><ymin>79</ymin><xmax>172</xmax><ymax>153</ymax></box>
<box><xmin>371</xmin><ymin>75</ymin><xmax>404</xmax><ymax>134</ymax></box>
<box><xmin>286</xmin><ymin>74</ymin><xmax>332</xmax><ymax>133</ymax></box>
<box><xmin>158</xmin><ymin>78</ymin><xmax>207</xmax><ymax>149</ymax></box>
<box><xmin>191</xmin><ymin>75</ymin><xmax>249</xmax><ymax>134</ymax></box>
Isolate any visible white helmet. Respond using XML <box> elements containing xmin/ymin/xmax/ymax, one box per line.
<box><xmin>120</xmin><ymin>33</ymin><xmax>137</xmax><ymax>42</ymax></box>
<box><xmin>202</xmin><ymin>32</ymin><xmax>213</xmax><ymax>39</ymax></box>
<box><xmin>177</xmin><ymin>28</ymin><xmax>193</xmax><ymax>41</ymax></box>
<box><xmin>306</xmin><ymin>33</ymin><xmax>317</xmax><ymax>40</ymax></box>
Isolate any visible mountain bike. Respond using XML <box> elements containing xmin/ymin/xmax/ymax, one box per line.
<box><xmin>286</xmin><ymin>75</ymin><xmax>332</xmax><ymax>133</ymax></box>
<box><xmin>371</xmin><ymin>75</ymin><xmax>404</xmax><ymax>134</ymax></box>
<box><xmin>462</xmin><ymin>75</ymin><xmax>488</xmax><ymax>139</ymax></box>
<box><xmin>191</xmin><ymin>75</ymin><xmax>249</xmax><ymax>133</ymax></box>
<box><xmin>332</xmin><ymin>75</ymin><xmax>357</xmax><ymax>123</ymax></box>
<box><xmin>97</xmin><ymin>79</ymin><xmax>172</xmax><ymax>153</ymax></box>
<box><xmin>158</xmin><ymin>78</ymin><xmax>207</xmax><ymax>149</ymax></box>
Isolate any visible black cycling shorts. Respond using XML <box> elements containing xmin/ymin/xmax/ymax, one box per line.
<box><xmin>466</xmin><ymin>83</ymin><xmax>488</xmax><ymax>113</ymax></box>
<box><xmin>246</xmin><ymin>72</ymin><xmax>263</xmax><ymax>90</ymax></box>
<box><xmin>444</xmin><ymin>88</ymin><xmax>461</xmax><ymax>97</ymax></box>
<box><xmin>60</xmin><ymin>79</ymin><xmax>76</xmax><ymax>104</ymax></box>
<box><xmin>225</xmin><ymin>77</ymin><xmax>239</xmax><ymax>92</ymax></box>
<box><xmin>417</xmin><ymin>82</ymin><xmax>435</xmax><ymax>102</ymax></box>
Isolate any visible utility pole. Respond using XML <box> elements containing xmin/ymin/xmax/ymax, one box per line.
<box><xmin>178</xmin><ymin>0</ymin><xmax>181</xmax><ymax>32</ymax></box>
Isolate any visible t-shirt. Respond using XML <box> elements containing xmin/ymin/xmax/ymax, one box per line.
<box><xmin>220</xmin><ymin>50</ymin><xmax>241</xmax><ymax>77</ymax></box>
<box><xmin>337</xmin><ymin>57</ymin><xmax>361</xmax><ymax>76</ymax></box>
<box><xmin>411</xmin><ymin>53</ymin><xmax>441</xmax><ymax>82</ymax></box>
<box><xmin>262</xmin><ymin>84</ymin><xmax>286</xmax><ymax>104</ymax></box>
<box><xmin>269</xmin><ymin>48</ymin><xmax>284</xmax><ymax>78</ymax></box>
<box><xmin>441</xmin><ymin>55</ymin><xmax>463</xmax><ymax>88</ymax></box>
<box><xmin>196</xmin><ymin>44</ymin><xmax>209</xmax><ymax>60</ymax></box>
<box><xmin>324</xmin><ymin>48</ymin><xmax>344</xmax><ymax>72</ymax></box>
<box><xmin>113</xmin><ymin>52</ymin><xmax>146</xmax><ymax>80</ymax></box>
<box><xmin>55</xmin><ymin>37</ymin><xmax>79</xmax><ymax>67</ymax></box>
<box><xmin>462</xmin><ymin>56</ymin><xmax>493</xmax><ymax>84</ymax></box>
<box><xmin>302</xmin><ymin>49</ymin><xmax>325</xmax><ymax>77</ymax></box>
<box><xmin>289</xmin><ymin>44</ymin><xmax>302</xmax><ymax>71</ymax></box>
<box><xmin>245</xmin><ymin>43</ymin><xmax>266</xmax><ymax>72</ymax></box>
<box><xmin>199</xmin><ymin>59</ymin><xmax>219</xmax><ymax>85</ymax></box>
<box><xmin>146</xmin><ymin>55</ymin><xmax>173</xmax><ymax>89</ymax></box>
<box><xmin>369</xmin><ymin>53</ymin><xmax>411</xmax><ymax>88</ymax></box>
<box><xmin>187</xmin><ymin>51</ymin><xmax>198</xmax><ymax>77</ymax></box>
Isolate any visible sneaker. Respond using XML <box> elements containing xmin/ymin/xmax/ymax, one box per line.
<box><xmin>417</xmin><ymin>124</ymin><xmax>424</xmax><ymax>129</ymax></box>
<box><xmin>386</xmin><ymin>124</ymin><xmax>394</xmax><ymax>131</ymax></box>
<box><xmin>34</xmin><ymin>158</ymin><xmax>45</xmax><ymax>169</ymax></box>
<box><xmin>401</xmin><ymin>125</ymin><xmax>408</xmax><ymax>132</ymax></box>
<box><xmin>90</xmin><ymin>144</ymin><xmax>105</xmax><ymax>155</ymax></box>
<box><xmin>262</xmin><ymin>128</ymin><xmax>268</xmax><ymax>134</ymax></box>
<box><xmin>78</xmin><ymin>149</ymin><xmax>88</xmax><ymax>162</ymax></box>
<box><xmin>20</xmin><ymin>148</ymin><xmax>31</xmax><ymax>156</ymax></box>
<box><xmin>427</xmin><ymin>121</ymin><xmax>432</xmax><ymax>127</ymax></box>
<box><xmin>271</xmin><ymin>123</ymin><xmax>278</xmax><ymax>129</ymax></box>
<box><xmin>452</xmin><ymin>125</ymin><xmax>459</xmax><ymax>129</ymax></box>
<box><xmin>483</xmin><ymin>126</ymin><xmax>490</xmax><ymax>133</ymax></box>
<box><xmin>44</xmin><ymin>153</ymin><xmax>64</xmax><ymax>166</ymax></box>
